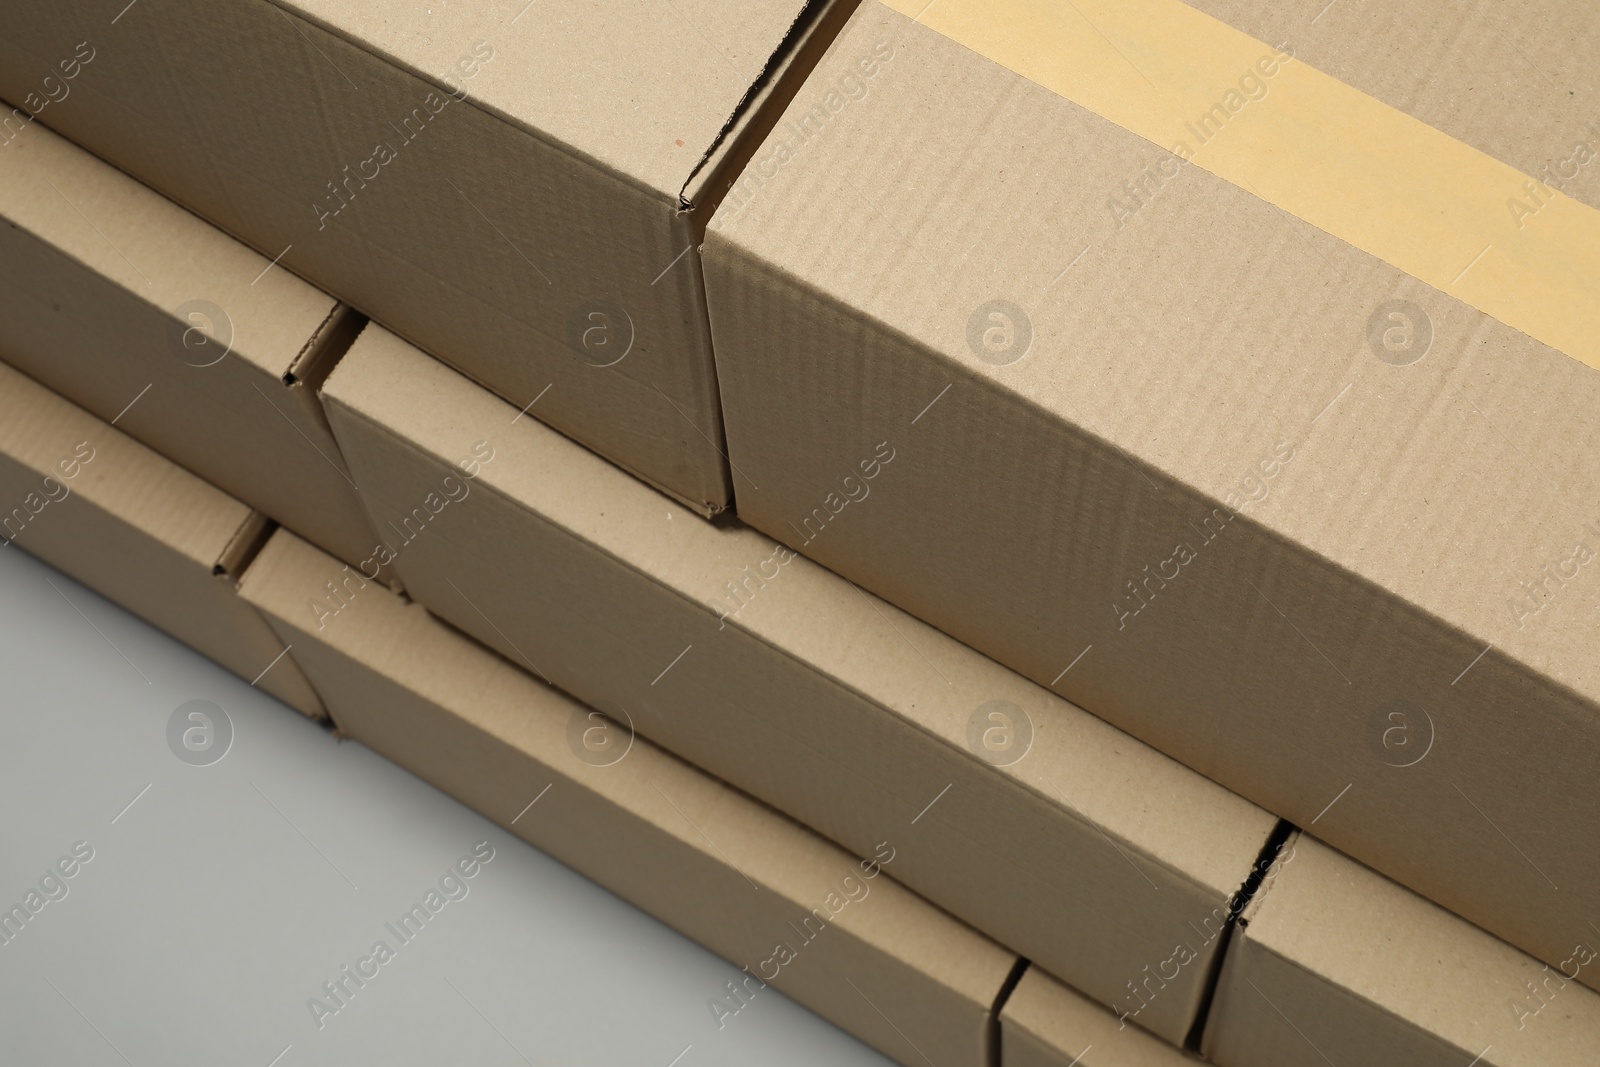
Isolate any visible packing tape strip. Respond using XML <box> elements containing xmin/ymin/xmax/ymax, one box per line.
<box><xmin>883</xmin><ymin>0</ymin><xmax>1600</xmax><ymax>372</ymax></box>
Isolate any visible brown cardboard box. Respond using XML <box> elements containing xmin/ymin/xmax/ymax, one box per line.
<box><xmin>0</xmin><ymin>362</ymin><xmax>322</xmax><ymax>718</ymax></box>
<box><xmin>701</xmin><ymin>0</ymin><xmax>1600</xmax><ymax>989</ymax></box>
<box><xmin>1002</xmin><ymin>967</ymin><xmax>1200</xmax><ymax>1067</ymax></box>
<box><xmin>315</xmin><ymin>322</ymin><xmax>1279</xmax><ymax>1044</ymax></box>
<box><xmin>1205</xmin><ymin>833</ymin><xmax>1600</xmax><ymax>1067</ymax></box>
<box><xmin>238</xmin><ymin>527</ymin><xmax>1019</xmax><ymax>1067</ymax></box>
<box><xmin>0</xmin><ymin>110</ymin><xmax>378</xmax><ymax>571</ymax></box>
<box><xmin>0</xmin><ymin>0</ymin><xmax>856</xmax><ymax>515</ymax></box>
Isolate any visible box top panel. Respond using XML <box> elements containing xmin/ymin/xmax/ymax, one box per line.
<box><xmin>281</xmin><ymin>0</ymin><xmax>816</xmax><ymax>200</ymax></box>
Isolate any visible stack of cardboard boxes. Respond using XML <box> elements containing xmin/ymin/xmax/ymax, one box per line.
<box><xmin>2</xmin><ymin>1</ymin><xmax>1595</xmax><ymax>1063</ymax></box>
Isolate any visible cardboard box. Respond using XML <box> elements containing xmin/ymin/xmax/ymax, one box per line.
<box><xmin>238</xmin><ymin>527</ymin><xmax>1019</xmax><ymax>1067</ymax></box>
<box><xmin>0</xmin><ymin>109</ymin><xmax>379</xmax><ymax>571</ymax></box>
<box><xmin>0</xmin><ymin>362</ymin><xmax>322</xmax><ymax>718</ymax></box>
<box><xmin>315</xmin><ymin>322</ymin><xmax>1279</xmax><ymax>1044</ymax></box>
<box><xmin>700</xmin><ymin>0</ymin><xmax>1600</xmax><ymax>987</ymax></box>
<box><xmin>0</xmin><ymin>0</ymin><xmax>858</xmax><ymax>515</ymax></box>
<box><xmin>1002</xmin><ymin>967</ymin><xmax>1200</xmax><ymax>1067</ymax></box>
<box><xmin>1206</xmin><ymin>833</ymin><xmax>1600</xmax><ymax>1067</ymax></box>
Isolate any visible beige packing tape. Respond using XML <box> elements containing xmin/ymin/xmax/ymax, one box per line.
<box><xmin>885</xmin><ymin>0</ymin><xmax>1600</xmax><ymax>371</ymax></box>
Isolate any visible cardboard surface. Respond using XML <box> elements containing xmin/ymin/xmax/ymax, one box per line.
<box><xmin>0</xmin><ymin>362</ymin><xmax>322</xmax><ymax>718</ymax></box>
<box><xmin>1205</xmin><ymin>834</ymin><xmax>1600</xmax><ymax>1067</ymax></box>
<box><xmin>1002</xmin><ymin>967</ymin><xmax>1200</xmax><ymax>1067</ymax></box>
<box><xmin>316</xmin><ymin>322</ymin><xmax>1278</xmax><ymax>1044</ymax></box>
<box><xmin>0</xmin><ymin>111</ymin><xmax>380</xmax><ymax>570</ymax></box>
<box><xmin>701</xmin><ymin>0</ymin><xmax>1600</xmax><ymax>989</ymax></box>
<box><xmin>238</xmin><ymin>527</ymin><xmax>1017</xmax><ymax>1067</ymax></box>
<box><xmin>0</xmin><ymin>0</ymin><xmax>844</xmax><ymax>514</ymax></box>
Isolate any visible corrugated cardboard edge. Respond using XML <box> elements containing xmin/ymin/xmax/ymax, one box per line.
<box><xmin>214</xmin><ymin>514</ymin><xmax>328</xmax><ymax>719</ymax></box>
<box><xmin>680</xmin><ymin>0</ymin><xmax>864</xmax><ymax>514</ymax></box>
<box><xmin>1177</xmin><ymin>820</ymin><xmax>1297</xmax><ymax>1049</ymax></box>
<box><xmin>279</xmin><ymin>303</ymin><xmax>396</xmax><ymax>583</ymax></box>
<box><xmin>681</xmin><ymin>0</ymin><xmax>861</xmax><ymax>218</ymax></box>
<box><xmin>215</xmin><ymin>510</ymin><xmax>274</xmax><ymax>578</ymax></box>
<box><xmin>670</xmin><ymin>0</ymin><xmax>864</xmax><ymax>517</ymax></box>
<box><xmin>239</xmin><ymin>526</ymin><xmax>1018</xmax><ymax>1067</ymax></box>
<box><xmin>287</xmin><ymin>302</ymin><xmax>367</xmax><ymax>391</ymax></box>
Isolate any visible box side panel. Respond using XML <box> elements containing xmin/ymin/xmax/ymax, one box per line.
<box><xmin>319</xmin><ymin>325</ymin><xmax>1276</xmax><ymax>895</ymax></box>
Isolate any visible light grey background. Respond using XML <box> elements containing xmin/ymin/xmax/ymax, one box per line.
<box><xmin>0</xmin><ymin>541</ymin><xmax>892</xmax><ymax>1067</ymax></box>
